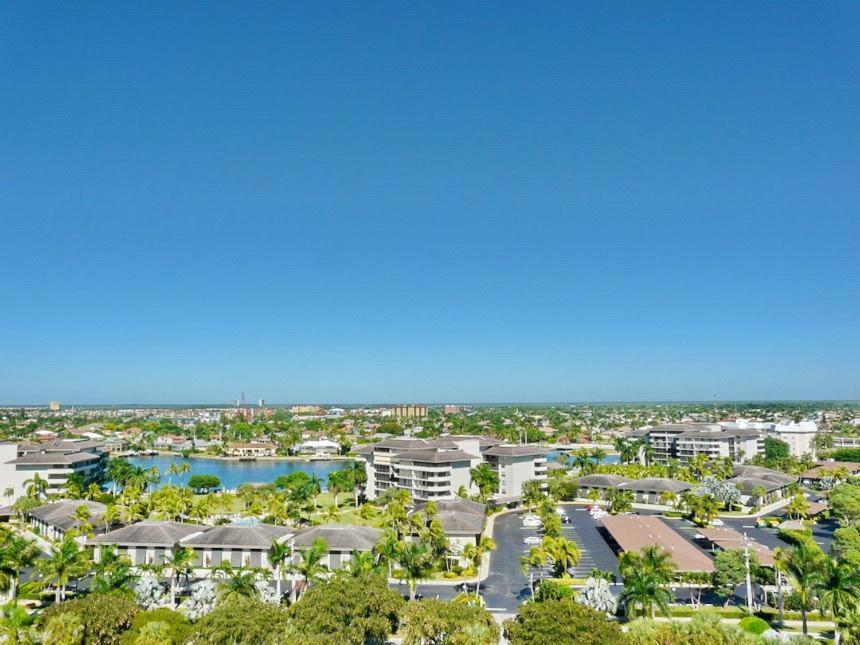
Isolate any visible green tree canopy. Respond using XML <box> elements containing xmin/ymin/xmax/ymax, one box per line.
<box><xmin>40</xmin><ymin>594</ymin><xmax>140</xmax><ymax>645</ymax></box>
<box><xmin>191</xmin><ymin>596</ymin><xmax>291</xmax><ymax>645</ymax></box>
<box><xmin>400</xmin><ymin>598</ymin><xmax>499</xmax><ymax>645</ymax></box>
<box><xmin>503</xmin><ymin>598</ymin><xmax>624</xmax><ymax>644</ymax></box>
<box><xmin>187</xmin><ymin>474</ymin><xmax>221</xmax><ymax>491</ymax></box>
<box><xmin>288</xmin><ymin>572</ymin><xmax>404</xmax><ymax>644</ymax></box>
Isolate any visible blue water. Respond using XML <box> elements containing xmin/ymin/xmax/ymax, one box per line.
<box><xmin>125</xmin><ymin>455</ymin><xmax>352</xmax><ymax>490</ymax></box>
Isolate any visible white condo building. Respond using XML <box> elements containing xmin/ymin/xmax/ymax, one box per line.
<box><xmin>0</xmin><ymin>440</ymin><xmax>108</xmax><ymax>499</ymax></box>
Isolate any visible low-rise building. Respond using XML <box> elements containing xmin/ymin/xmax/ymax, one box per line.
<box><xmin>289</xmin><ymin>524</ymin><xmax>381</xmax><ymax>570</ymax></box>
<box><xmin>726</xmin><ymin>464</ymin><xmax>797</xmax><ymax>505</ymax></box>
<box><xmin>27</xmin><ymin>500</ymin><xmax>108</xmax><ymax>540</ymax></box>
<box><xmin>482</xmin><ymin>445</ymin><xmax>548</xmax><ymax>498</ymax></box>
<box><xmin>227</xmin><ymin>442</ymin><xmax>276</xmax><ymax>458</ymax></box>
<box><xmin>412</xmin><ymin>499</ymin><xmax>486</xmax><ymax>565</ymax></box>
<box><xmin>294</xmin><ymin>439</ymin><xmax>340</xmax><ymax>457</ymax></box>
<box><xmin>89</xmin><ymin>521</ymin><xmax>207</xmax><ymax>566</ymax></box>
<box><xmin>638</xmin><ymin>424</ymin><xmax>764</xmax><ymax>465</ymax></box>
<box><xmin>180</xmin><ymin>523</ymin><xmax>292</xmax><ymax>569</ymax></box>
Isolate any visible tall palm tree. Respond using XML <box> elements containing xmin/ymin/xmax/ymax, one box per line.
<box><xmin>782</xmin><ymin>543</ymin><xmax>827</xmax><ymax>635</ymax></box>
<box><xmin>468</xmin><ymin>464</ymin><xmax>499</xmax><ymax>502</ymax></box>
<box><xmin>347</xmin><ymin>550</ymin><xmax>377</xmax><ymax>576</ymax></box>
<box><xmin>463</xmin><ymin>535</ymin><xmax>496</xmax><ymax>598</ymax></box>
<box><xmin>268</xmin><ymin>540</ymin><xmax>291</xmax><ymax>601</ymax></box>
<box><xmin>519</xmin><ymin>546</ymin><xmax>545</xmax><ymax>599</ymax></box>
<box><xmin>819</xmin><ymin>560</ymin><xmax>860</xmax><ymax>645</ymax></box>
<box><xmin>166</xmin><ymin>463</ymin><xmax>180</xmax><ymax>486</ymax></box>
<box><xmin>24</xmin><ymin>473</ymin><xmax>48</xmax><ymax>500</ymax></box>
<box><xmin>289</xmin><ymin>538</ymin><xmax>329</xmax><ymax>600</ymax></box>
<box><xmin>38</xmin><ymin>537</ymin><xmax>89</xmax><ymax>603</ymax></box>
<box><xmin>396</xmin><ymin>540</ymin><xmax>433</xmax><ymax>601</ymax></box>
<box><xmin>349</xmin><ymin>461</ymin><xmax>367</xmax><ymax>507</ymax></box>
<box><xmin>91</xmin><ymin>545</ymin><xmax>135</xmax><ymax>595</ymax></box>
<box><xmin>0</xmin><ymin>533</ymin><xmax>39</xmax><ymax>602</ymax></box>
<box><xmin>322</xmin><ymin>505</ymin><xmax>340</xmax><ymax>523</ymax></box>
<box><xmin>162</xmin><ymin>546</ymin><xmax>196</xmax><ymax>609</ymax></box>
<box><xmin>373</xmin><ymin>529</ymin><xmax>400</xmax><ymax>578</ymax></box>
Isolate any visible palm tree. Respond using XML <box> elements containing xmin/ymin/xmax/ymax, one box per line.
<box><xmin>38</xmin><ymin>537</ymin><xmax>89</xmax><ymax>603</ymax></box>
<box><xmin>219</xmin><ymin>568</ymin><xmax>258</xmax><ymax>599</ymax></box>
<box><xmin>782</xmin><ymin>543</ymin><xmax>827</xmax><ymax>635</ymax></box>
<box><xmin>347</xmin><ymin>550</ymin><xmax>377</xmax><ymax>576</ymax></box>
<box><xmin>3</xmin><ymin>488</ymin><xmax>14</xmax><ymax>505</ymax></box>
<box><xmin>373</xmin><ymin>529</ymin><xmax>400</xmax><ymax>578</ymax></box>
<box><xmin>818</xmin><ymin>560</ymin><xmax>860</xmax><ymax>645</ymax></box>
<box><xmin>162</xmin><ymin>546</ymin><xmax>196</xmax><ymax>609</ymax></box>
<box><xmin>349</xmin><ymin>462</ymin><xmax>367</xmax><ymax>507</ymax></box>
<box><xmin>322</xmin><ymin>505</ymin><xmax>340</xmax><ymax>523</ymax></box>
<box><xmin>396</xmin><ymin>540</ymin><xmax>434</xmax><ymax>601</ymax></box>
<box><xmin>268</xmin><ymin>540</ymin><xmax>291</xmax><ymax>601</ymax></box>
<box><xmin>620</xmin><ymin>567</ymin><xmax>673</xmax><ymax>619</ymax></box>
<box><xmin>166</xmin><ymin>463</ymin><xmax>180</xmax><ymax>486</ymax></box>
<box><xmin>541</xmin><ymin>536</ymin><xmax>581</xmax><ymax>578</ymax></box>
<box><xmin>463</xmin><ymin>535</ymin><xmax>496</xmax><ymax>598</ymax></box>
<box><xmin>289</xmin><ymin>538</ymin><xmax>329</xmax><ymax>600</ymax></box>
<box><xmin>24</xmin><ymin>473</ymin><xmax>48</xmax><ymax>499</ymax></box>
<box><xmin>519</xmin><ymin>546</ymin><xmax>545</xmax><ymax>599</ymax></box>
<box><xmin>659</xmin><ymin>490</ymin><xmax>678</xmax><ymax>508</ymax></box>
<box><xmin>0</xmin><ymin>533</ymin><xmax>39</xmax><ymax>602</ymax></box>
<box><xmin>91</xmin><ymin>545</ymin><xmax>135</xmax><ymax>595</ymax></box>
<box><xmin>589</xmin><ymin>447</ymin><xmax>607</xmax><ymax>464</ymax></box>
<box><xmin>0</xmin><ymin>603</ymin><xmax>34</xmax><ymax>645</ymax></box>
<box><xmin>358</xmin><ymin>503</ymin><xmax>377</xmax><ymax>522</ymax></box>
<box><xmin>468</xmin><ymin>464</ymin><xmax>499</xmax><ymax>501</ymax></box>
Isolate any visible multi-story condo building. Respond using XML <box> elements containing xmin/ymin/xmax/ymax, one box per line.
<box><xmin>482</xmin><ymin>445</ymin><xmax>549</xmax><ymax>496</ymax></box>
<box><xmin>393</xmin><ymin>404</ymin><xmax>428</xmax><ymax>420</ymax></box>
<box><xmin>358</xmin><ymin>435</ymin><xmax>547</xmax><ymax>502</ymax></box>
<box><xmin>637</xmin><ymin>424</ymin><xmax>764</xmax><ymax>465</ymax></box>
<box><xmin>0</xmin><ymin>440</ymin><xmax>108</xmax><ymax>499</ymax></box>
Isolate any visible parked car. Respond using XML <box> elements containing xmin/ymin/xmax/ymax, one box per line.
<box><xmin>710</xmin><ymin>519</ymin><xmax>725</xmax><ymax>526</ymax></box>
<box><xmin>524</xmin><ymin>536</ymin><xmax>542</xmax><ymax>546</ymax></box>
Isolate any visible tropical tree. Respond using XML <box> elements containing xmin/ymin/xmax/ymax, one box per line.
<box><xmin>322</xmin><ymin>504</ymin><xmax>340</xmax><ymax>523</ymax></box>
<box><xmin>38</xmin><ymin>537</ymin><xmax>90</xmax><ymax>603</ymax></box>
<box><xmin>219</xmin><ymin>568</ymin><xmax>259</xmax><ymax>600</ymax></box>
<box><xmin>463</xmin><ymin>535</ymin><xmax>496</xmax><ymax>598</ymax></box>
<box><xmin>619</xmin><ymin>545</ymin><xmax>675</xmax><ymax>619</ymax></box>
<box><xmin>0</xmin><ymin>602</ymin><xmax>35</xmax><ymax>644</ymax></box>
<box><xmin>162</xmin><ymin>546</ymin><xmax>196</xmax><ymax>609</ymax></box>
<box><xmin>818</xmin><ymin>559</ymin><xmax>860</xmax><ymax>645</ymax></box>
<box><xmin>346</xmin><ymin>550</ymin><xmax>378</xmax><ymax>576</ymax></box>
<box><xmin>468</xmin><ymin>464</ymin><xmax>499</xmax><ymax>501</ymax></box>
<box><xmin>540</xmin><ymin>536</ymin><xmax>581</xmax><ymax>578</ymax></box>
<box><xmin>786</xmin><ymin>494</ymin><xmax>811</xmax><ymax>520</ymax></box>
<box><xmin>520</xmin><ymin>546</ymin><xmax>545</xmax><ymax>599</ymax></box>
<box><xmin>348</xmin><ymin>461</ymin><xmax>367</xmax><ymax>507</ymax></box>
<box><xmin>606</xmin><ymin>489</ymin><xmax>633</xmax><ymax>515</ymax></box>
<box><xmin>24</xmin><ymin>473</ymin><xmax>48</xmax><ymax>499</ymax></box>
<box><xmin>0</xmin><ymin>532</ymin><xmax>39</xmax><ymax>603</ymax></box>
<box><xmin>658</xmin><ymin>490</ymin><xmax>678</xmax><ymax>508</ymax></box>
<box><xmin>781</xmin><ymin>543</ymin><xmax>828</xmax><ymax>635</ymax></box>
<box><xmin>268</xmin><ymin>540</ymin><xmax>291</xmax><ymax>602</ymax></box>
<box><xmin>91</xmin><ymin>545</ymin><xmax>136</xmax><ymax>596</ymax></box>
<box><xmin>289</xmin><ymin>538</ymin><xmax>329</xmax><ymax>600</ymax></box>
<box><xmin>396</xmin><ymin>540</ymin><xmax>434</xmax><ymax>601</ymax></box>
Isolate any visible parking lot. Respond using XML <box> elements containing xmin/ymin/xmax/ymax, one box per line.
<box><xmin>414</xmin><ymin>504</ymin><xmax>839</xmax><ymax>611</ymax></box>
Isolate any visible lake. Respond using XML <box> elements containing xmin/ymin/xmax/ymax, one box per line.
<box><xmin>125</xmin><ymin>455</ymin><xmax>352</xmax><ymax>490</ymax></box>
<box><xmin>546</xmin><ymin>450</ymin><xmax>620</xmax><ymax>464</ymax></box>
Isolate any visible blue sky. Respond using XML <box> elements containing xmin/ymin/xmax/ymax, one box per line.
<box><xmin>1</xmin><ymin>3</ymin><xmax>858</xmax><ymax>404</ymax></box>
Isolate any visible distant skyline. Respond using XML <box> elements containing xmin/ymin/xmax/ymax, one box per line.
<box><xmin>2</xmin><ymin>3</ymin><xmax>859</xmax><ymax>404</ymax></box>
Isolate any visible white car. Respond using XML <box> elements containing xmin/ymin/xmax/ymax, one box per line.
<box><xmin>590</xmin><ymin>509</ymin><xmax>608</xmax><ymax>519</ymax></box>
<box><xmin>522</xmin><ymin>515</ymin><xmax>542</xmax><ymax>527</ymax></box>
<box><xmin>555</xmin><ymin>507</ymin><xmax>566</xmax><ymax>516</ymax></box>
<box><xmin>710</xmin><ymin>519</ymin><xmax>725</xmax><ymax>526</ymax></box>
<box><xmin>524</xmin><ymin>536</ymin><xmax>542</xmax><ymax>546</ymax></box>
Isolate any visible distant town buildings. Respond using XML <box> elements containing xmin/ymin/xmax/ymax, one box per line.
<box><xmin>444</xmin><ymin>405</ymin><xmax>461</xmax><ymax>415</ymax></box>
<box><xmin>226</xmin><ymin>442</ymin><xmax>276</xmax><ymax>458</ymax></box>
<box><xmin>393</xmin><ymin>404</ymin><xmax>428</xmax><ymax>420</ymax></box>
<box><xmin>48</xmin><ymin>401</ymin><xmax>62</xmax><ymax>411</ymax></box>
<box><xmin>290</xmin><ymin>405</ymin><xmax>322</xmax><ymax>414</ymax></box>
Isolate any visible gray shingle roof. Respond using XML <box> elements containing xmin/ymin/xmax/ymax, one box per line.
<box><xmin>7</xmin><ymin>451</ymin><xmax>100</xmax><ymax>465</ymax></box>
<box><xmin>89</xmin><ymin>521</ymin><xmax>206</xmax><ymax>546</ymax></box>
<box><xmin>393</xmin><ymin>449</ymin><xmax>478</xmax><ymax>463</ymax></box>
<box><xmin>28</xmin><ymin>500</ymin><xmax>107</xmax><ymax>531</ymax></box>
<box><xmin>618</xmin><ymin>478</ymin><xmax>692</xmax><ymax>494</ymax></box>
<box><xmin>725</xmin><ymin>476</ymin><xmax>784</xmax><ymax>494</ymax></box>
<box><xmin>574</xmin><ymin>474</ymin><xmax>633</xmax><ymax>488</ymax></box>
<box><xmin>413</xmin><ymin>500</ymin><xmax>487</xmax><ymax>535</ymax></box>
<box><xmin>290</xmin><ymin>524</ymin><xmax>381</xmax><ymax>551</ymax></box>
<box><xmin>181</xmin><ymin>523</ymin><xmax>291</xmax><ymax>549</ymax></box>
<box><xmin>732</xmin><ymin>465</ymin><xmax>797</xmax><ymax>486</ymax></box>
<box><xmin>482</xmin><ymin>445</ymin><xmax>549</xmax><ymax>457</ymax></box>
<box><xmin>416</xmin><ymin>499</ymin><xmax>486</xmax><ymax>516</ymax></box>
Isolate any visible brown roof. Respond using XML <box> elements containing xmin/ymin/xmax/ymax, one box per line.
<box><xmin>601</xmin><ymin>515</ymin><xmax>715</xmax><ymax>573</ymax></box>
<box><xmin>801</xmin><ymin>462</ymin><xmax>860</xmax><ymax>480</ymax></box>
<box><xmin>698</xmin><ymin>527</ymin><xmax>775</xmax><ymax>567</ymax></box>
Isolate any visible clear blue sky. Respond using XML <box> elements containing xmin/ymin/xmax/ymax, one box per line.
<box><xmin>1</xmin><ymin>3</ymin><xmax>858</xmax><ymax>404</ymax></box>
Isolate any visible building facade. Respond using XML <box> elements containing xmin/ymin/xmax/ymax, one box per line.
<box><xmin>0</xmin><ymin>441</ymin><xmax>107</xmax><ymax>499</ymax></box>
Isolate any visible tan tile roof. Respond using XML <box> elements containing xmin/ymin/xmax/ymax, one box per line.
<box><xmin>601</xmin><ymin>514</ymin><xmax>715</xmax><ymax>573</ymax></box>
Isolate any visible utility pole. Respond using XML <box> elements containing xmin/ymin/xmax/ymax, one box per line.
<box><xmin>743</xmin><ymin>531</ymin><xmax>754</xmax><ymax>615</ymax></box>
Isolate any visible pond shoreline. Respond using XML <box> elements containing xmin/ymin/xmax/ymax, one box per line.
<box><xmin>116</xmin><ymin>450</ymin><xmax>356</xmax><ymax>463</ymax></box>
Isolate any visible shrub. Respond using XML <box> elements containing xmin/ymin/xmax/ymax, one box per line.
<box><xmin>288</xmin><ymin>572</ymin><xmax>403</xmax><ymax>644</ymax></box>
<box><xmin>40</xmin><ymin>594</ymin><xmax>139</xmax><ymax>645</ymax></box>
<box><xmin>400</xmin><ymin>599</ymin><xmax>499</xmax><ymax>645</ymax></box>
<box><xmin>778</xmin><ymin>528</ymin><xmax>816</xmax><ymax>548</ymax></box>
<box><xmin>119</xmin><ymin>608</ymin><xmax>190</xmax><ymax>645</ymax></box>
<box><xmin>534</xmin><ymin>579</ymin><xmax>574</xmax><ymax>601</ymax></box>
<box><xmin>738</xmin><ymin>615</ymin><xmax>770</xmax><ymax>635</ymax></box>
<box><xmin>191</xmin><ymin>596</ymin><xmax>292</xmax><ymax>645</ymax></box>
<box><xmin>43</xmin><ymin>612</ymin><xmax>85</xmax><ymax>645</ymax></box>
<box><xmin>504</xmin><ymin>599</ymin><xmax>624</xmax><ymax>644</ymax></box>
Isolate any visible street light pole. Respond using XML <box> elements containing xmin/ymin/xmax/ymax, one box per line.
<box><xmin>743</xmin><ymin>532</ymin><xmax>753</xmax><ymax>615</ymax></box>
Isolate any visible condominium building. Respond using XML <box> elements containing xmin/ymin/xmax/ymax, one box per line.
<box><xmin>482</xmin><ymin>445</ymin><xmax>549</xmax><ymax>497</ymax></box>
<box><xmin>0</xmin><ymin>440</ymin><xmax>108</xmax><ymax>499</ymax></box>
<box><xmin>638</xmin><ymin>424</ymin><xmax>764</xmax><ymax>465</ymax></box>
<box><xmin>393</xmin><ymin>404</ymin><xmax>428</xmax><ymax>420</ymax></box>
<box><xmin>771</xmin><ymin>421</ymin><xmax>818</xmax><ymax>458</ymax></box>
<box><xmin>359</xmin><ymin>435</ymin><xmax>546</xmax><ymax>502</ymax></box>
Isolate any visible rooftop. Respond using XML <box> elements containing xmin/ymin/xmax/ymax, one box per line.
<box><xmin>28</xmin><ymin>500</ymin><xmax>108</xmax><ymax>532</ymax></box>
<box><xmin>181</xmin><ymin>523</ymin><xmax>291</xmax><ymax>548</ymax></box>
<box><xmin>290</xmin><ymin>524</ymin><xmax>381</xmax><ymax>551</ymax></box>
<box><xmin>601</xmin><ymin>514</ymin><xmax>715</xmax><ymax>573</ymax></box>
<box><xmin>89</xmin><ymin>521</ymin><xmax>205</xmax><ymax>546</ymax></box>
<box><xmin>482</xmin><ymin>445</ymin><xmax>549</xmax><ymax>457</ymax></box>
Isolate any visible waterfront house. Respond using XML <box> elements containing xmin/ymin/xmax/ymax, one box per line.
<box><xmin>227</xmin><ymin>442</ymin><xmax>276</xmax><ymax>458</ymax></box>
